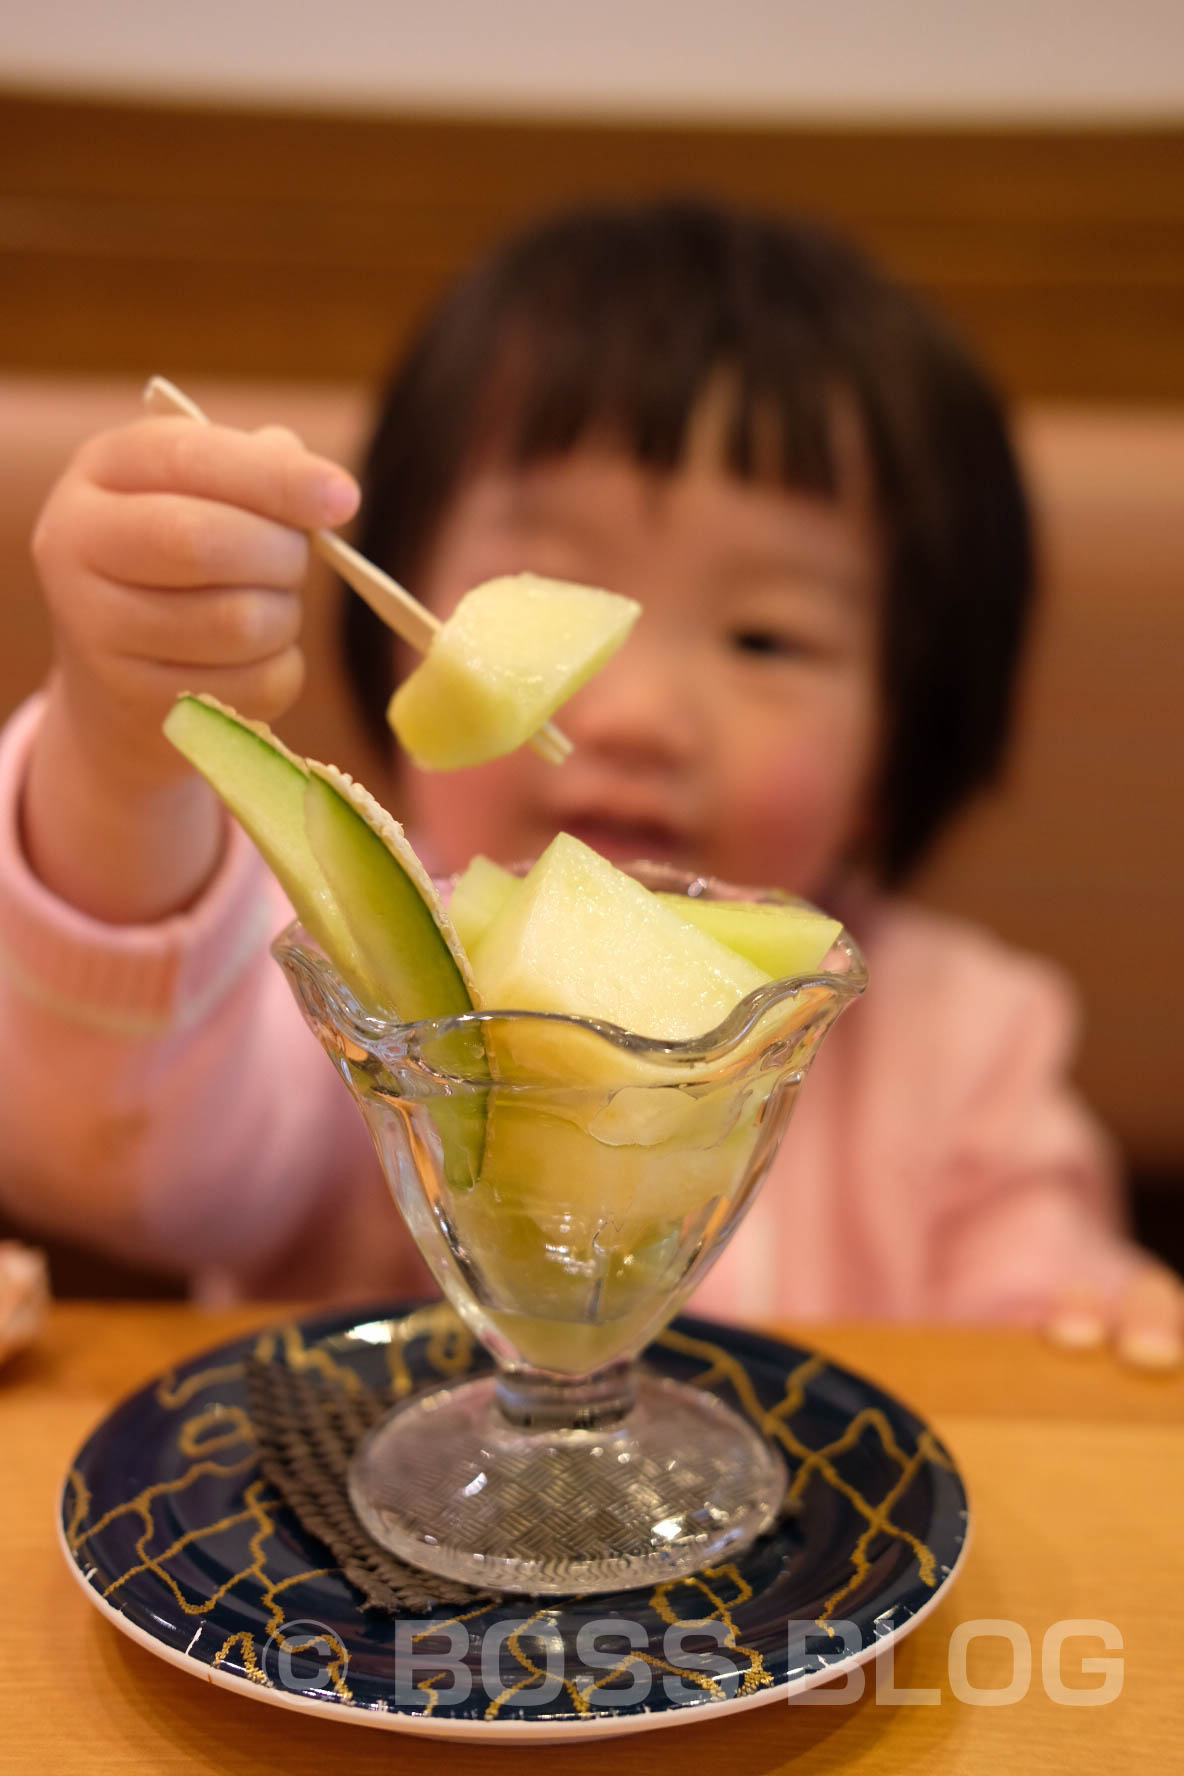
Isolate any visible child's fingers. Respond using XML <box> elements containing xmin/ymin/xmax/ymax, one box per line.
<box><xmin>1045</xmin><ymin>1294</ymin><xmax>1107</xmax><ymax>1351</ymax></box>
<box><xmin>253</xmin><ymin>423</ymin><xmax>306</xmax><ymax>450</ymax></box>
<box><xmin>88</xmin><ymin>582</ymin><xmax>302</xmax><ymax>670</ymax></box>
<box><xmin>79</xmin><ymin>418</ymin><xmax>359</xmax><ymax>532</ymax></box>
<box><xmin>72</xmin><ymin>488</ymin><xmax>311</xmax><ymax>593</ymax></box>
<box><xmin>1046</xmin><ymin>1266</ymin><xmax>1184</xmax><ymax>1369</ymax></box>
<box><xmin>102</xmin><ymin>647</ymin><xmax>308</xmax><ymax>727</ymax></box>
<box><xmin>1113</xmin><ymin>1264</ymin><xmax>1184</xmax><ymax>1370</ymax></box>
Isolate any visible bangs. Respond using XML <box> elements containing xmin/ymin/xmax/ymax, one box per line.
<box><xmin>351</xmin><ymin>197</ymin><xmax>1033</xmax><ymax>886</ymax></box>
<box><xmin>444</xmin><ymin>203</ymin><xmax>846</xmax><ymax>499</ymax></box>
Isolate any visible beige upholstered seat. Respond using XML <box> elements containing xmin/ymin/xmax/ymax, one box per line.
<box><xmin>0</xmin><ymin>377</ymin><xmax>1179</xmax><ymax>1172</ymax></box>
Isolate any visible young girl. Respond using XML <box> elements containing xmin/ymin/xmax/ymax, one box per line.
<box><xmin>2</xmin><ymin>199</ymin><xmax>1180</xmax><ymax>1362</ymax></box>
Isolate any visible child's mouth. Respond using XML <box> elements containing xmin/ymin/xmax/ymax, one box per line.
<box><xmin>557</xmin><ymin>815</ymin><xmax>688</xmax><ymax>867</ymax></box>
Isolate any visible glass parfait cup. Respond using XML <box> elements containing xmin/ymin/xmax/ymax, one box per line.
<box><xmin>273</xmin><ymin>863</ymin><xmax>866</xmax><ymax>1595</ymax></box>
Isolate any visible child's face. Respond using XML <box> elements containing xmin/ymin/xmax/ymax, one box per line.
<box><xmin>403</xmin><ymin>429</ymin><xmax>882</xmax><ymax>901</ymax></box>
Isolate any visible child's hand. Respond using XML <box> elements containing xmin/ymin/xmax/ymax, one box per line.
<box><xmin>32</xmin><ymin>415</ymin><xmax>359</xmax><ymax>782</ymax></box>
<box><xmin>22</xmin><ymin>416</ymin><xmax>359</xmax><ymax>923</ymax></box>
<box><xmin>1047</xmin><ymin>1260</ymin><xmax>1184</xmax><ymax>1369</ymax></box>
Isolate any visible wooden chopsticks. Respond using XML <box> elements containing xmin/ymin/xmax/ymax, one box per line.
<box><xmin>142</xmin><ymin>377</ymin><xmax>572</xmax><ymax>766</ymax></box>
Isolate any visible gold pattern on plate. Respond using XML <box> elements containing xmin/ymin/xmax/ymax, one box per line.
<box><xmin>405</xmin><ymin>1604</ymin><xmax>499</xmax><ymax>1716</ymax></box>
<box><xmin>379</xmin><ymin>1301</ymin><xmax>477</xmax><ymax>1398</ymax></box>
<box><xmin>66</xmin><ymin>1309</ymin><xmax>953</xmax><ymax>1718</ymax></box>
<box><xmin>177</xmin><ymin>1402</ymin><xmax>257</xmax><ymax>1459</ymax></box>
<box><xmin>658</xmin><ymin>1325</ymin><xmax>946</xmax><ymax>1627</ymax></box>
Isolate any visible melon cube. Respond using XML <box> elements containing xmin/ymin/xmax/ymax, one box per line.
<box><xmin>388</xmin><ymin>573</ymin><xmax>640</xmax><ymax>770</ymax></box>
<box><xmin>469</xmin><ymin>833</ymin><xmax>770</xmax><ymax>1064</ymax></box>
<box><xmin>658</xmin><ymin>894</ymin><xmax>841</xmax><ymax>980</ymax></box>
<box><xmin>448</xmin><ymin>854</ymin><xmax>519</xmax><ymax>953</ymax></box>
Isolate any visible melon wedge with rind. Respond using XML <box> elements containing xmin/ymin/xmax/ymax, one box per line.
<box><xmin>303</xmin><ymin>763</ymin><xmax>477</xmax><ymax>1022</ymax></box>
<box><xmin>658</xmin><ymin>894</ymin><xmax>842</xmax><ymax>981</ymax></box>
<box><xmin>162</xmin><ymin>693</ymin><xmax>375</xmax><ymax>1002</ymax></box>
<box><xmin>301</xmin><ymin>763</ymin><xmax>490</xmax><ymax>1188</ymax></box>
<box><xmin>388</xmin><ymin>573</ymin><xmax>641</xmax><ymax>770</ymax></box>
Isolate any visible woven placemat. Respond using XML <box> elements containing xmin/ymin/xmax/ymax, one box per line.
<box><xmin>246</xmin><ymin>1335</ymin><xmax>794</xmax><ymax>1616</ymax></box>
<box><xmin>246</xmin><ymin>1352</ymin><xmax>498</xmax><ymax>1613</ymax></box>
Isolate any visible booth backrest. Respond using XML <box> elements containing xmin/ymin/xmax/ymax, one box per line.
<box><xmin>1</xmin><ymin>376</ymin><xmax>1180</xmax><ymax>1167</ymax></box>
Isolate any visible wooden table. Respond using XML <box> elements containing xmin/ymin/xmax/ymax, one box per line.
<box><xmin>2</xmin><ymin>1303</ymin><xmax>1181</xmax><ymax>1772</ymax></box>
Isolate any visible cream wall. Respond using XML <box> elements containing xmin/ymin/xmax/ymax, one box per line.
<box><xmin>2</xmin><ymin>0</ymin><xmax>1183</xmax><ymax>119</ymax></box>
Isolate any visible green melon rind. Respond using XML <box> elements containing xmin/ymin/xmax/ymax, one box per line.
<box><xmin>304</xmin><ymin>762</ymin><xmax>478</xmax><ymax>1019</ymax></box>
<box><xmin>162</xmin><ymin>692</ymin><xmax>374</xmax><ymax>1000</ymax></box>
<box><xmin>303</xmin><ymin>763</ymin><xmax>491</xmax><ymax>1190</ymax></box>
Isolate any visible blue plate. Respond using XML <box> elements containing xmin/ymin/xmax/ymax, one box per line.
<box><xmin>59</xmin><ymin>1305</ymin><xmax>969</xmax><ymax>1742</ymax></box>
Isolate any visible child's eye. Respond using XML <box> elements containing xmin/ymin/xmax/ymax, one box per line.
<box><xmin>728</xmin><ymin>627</ymin><xmax>805</xmax><ymax>659</ymax></box>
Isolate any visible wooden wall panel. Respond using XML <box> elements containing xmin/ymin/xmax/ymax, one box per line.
<box><xmin>1</xmin><ymin>91</ymin><xmax>1182</xmax><ymax>399</ymax></box>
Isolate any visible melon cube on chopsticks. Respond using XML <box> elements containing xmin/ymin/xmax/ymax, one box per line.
<box><xmin>388</xmin><ymin>573</ymin><xmax>640</xmax><ymax>769</ymax></box>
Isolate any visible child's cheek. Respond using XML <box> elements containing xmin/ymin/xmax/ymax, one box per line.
<box><xmin>717</xmin><ymin>703</ymin><xmax>876</xmax><ymax>898</ymax></box>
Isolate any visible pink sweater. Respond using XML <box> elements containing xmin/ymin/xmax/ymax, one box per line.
<box><xmin>0</xmin><ymin>696</ymin><xmax>1139</xmax><ymax>1322</ymax></box>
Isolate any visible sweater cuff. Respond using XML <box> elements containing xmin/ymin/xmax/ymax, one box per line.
<box><xmin>0</xmin><ymin>694</ymin><xmax>283</xmax><ymax>1036</ymax></box>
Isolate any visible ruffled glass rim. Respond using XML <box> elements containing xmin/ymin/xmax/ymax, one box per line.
<box><xmin>271</xmin><ymin>860</ymin><xmax>867</xmax><ymax>1081</ymax></box>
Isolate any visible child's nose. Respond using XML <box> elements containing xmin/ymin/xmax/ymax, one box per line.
<box><xmin>558</xmin><ymin>632</ymin><xmax>699</xmax><ymax>765</ymax></box>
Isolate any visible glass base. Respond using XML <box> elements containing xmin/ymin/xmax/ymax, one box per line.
<box><xmin>347</xmin><ymin>1366</ymin><xmax>787</xmax><ymax>1595</ymax></box>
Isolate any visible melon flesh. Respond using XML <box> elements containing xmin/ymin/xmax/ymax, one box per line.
<box><xmin>388</xmin><ymin>573</ymin><xmax>640</xmax><ymax>770</ymax></box>
<box><xmin>658</xmin><ymin>894</ymin><xmax>841</xmax><ymax>980</ymax></box>
<box><xmin>448</xmin><ymin>854</ymin><xmax>519</xmax><ymax>953</ymax></box>
<box><xmin>442</xmin><ymin>839</ymin><xmax>824</xmax><ymax>1361</ymax></box>
<box><xmin>469</xmin><ymin>833</ymin><xmax>770</xmax><ymax>1061</ymax></box>
<box><xmin>448</xmin><ymin>859</ymin><xmax>843</xmax><ymax>985</ymax></box>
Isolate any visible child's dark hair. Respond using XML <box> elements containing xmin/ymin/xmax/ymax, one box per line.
<box><xmin>345</xmin><ymin>197</ymin><xmax>1033</xmax><ymax>886</ymax></box>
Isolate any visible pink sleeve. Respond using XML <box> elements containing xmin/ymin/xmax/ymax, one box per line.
<box><xmin>0</xmin><ymin>695</ymin><xmax>407</xmax><ymax>1293</ymax></box>
<box><xmin>926</xmin><ymin>942</ymin><xmax>1141</xmax><ymax>1323</ymax></box>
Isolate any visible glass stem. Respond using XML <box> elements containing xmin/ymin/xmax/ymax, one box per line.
<box><xmin>494</xmin><ymin>1360</ymin><xmax>638</xmax><ymax>1432</ymax></box>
